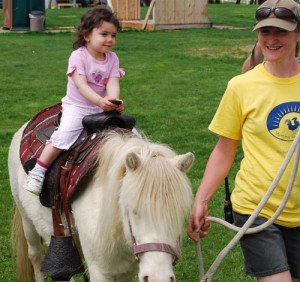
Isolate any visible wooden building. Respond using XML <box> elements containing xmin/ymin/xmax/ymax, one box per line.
<box><xmin>111</xmin><ymin>0</ymin><xmax>212</xmax><ymax>30</ymax></box>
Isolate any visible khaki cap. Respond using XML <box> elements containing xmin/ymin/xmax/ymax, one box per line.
<box><xmin>253</xmin><ymin>0</ymin><xmax>300</xmax><ymax>31</ymax></box>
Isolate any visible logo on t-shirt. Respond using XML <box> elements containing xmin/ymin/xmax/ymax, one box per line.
<box><xmin>93</xmin><ymin>71</ymin><xmax>108</xmax><ymax>84</ymax></box>
<box><xmin>267</xmin><ymin>102</ymin><xmax>300</xmax><ymax>141</ymax></box>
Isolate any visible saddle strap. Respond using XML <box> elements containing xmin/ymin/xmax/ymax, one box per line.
<box><xmin>52</xmin><ymin>207</ymin><xmax>65</xmax><ymax>237</ymax></box>
<box><xmin>50</xmin><ymin>155</ymin><xmax>75</xmax><ymax>237</ymax></box>
<box><xmin>60</xmin><ymin>162</ymin><xmax>73</xmax><ymax>233</ymax></box>
<box><xmin>52</xmin><ymin>163</ymin><xmax>69</xmax><ymax>237</ymax></box>
<box><xmin>57</xmin><ymin>157</ymin><xmax>90</xmax><ymax>282</ymax></box>
<box><xmin>52</xmin><ymin>134</ymin><xmax>99</xmax><ymax>282</ymax></box>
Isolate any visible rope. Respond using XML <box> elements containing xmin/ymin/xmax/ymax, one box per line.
<box><xmin>196</xmin><ymin>129</ymin><xmax>300</xmax><ymax>282</ymax></box>
<box><xmin>194</xmin><ymin>233</ymin><xmax>205</xmax><ymax>281</ymax></box>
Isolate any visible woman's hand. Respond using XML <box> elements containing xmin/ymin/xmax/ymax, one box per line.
<box><xmin>187</xmin><ymin>200</ymin><xmax>210</xmax><ymax>242</ymax></box>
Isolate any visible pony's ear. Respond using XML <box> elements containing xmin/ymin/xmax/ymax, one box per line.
<box><xmin>173</xmin><ymin>152</ymin><xmax>195</xmax><ymax>173</ymax></box>
<box><xmin>125</xmin><ymin>152</ymin><xmax>141</xmax><ymax>171</ymax></box>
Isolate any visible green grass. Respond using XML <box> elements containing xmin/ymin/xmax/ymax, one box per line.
<box><xmin>0</xmin><ymin>4</ymin><xmax>259</xmax><ymax>282</ymax></box>
<box><xmin>208</xmin><ymin>3</ymin><xmax>257</xmax><ymax>27</ymax></box>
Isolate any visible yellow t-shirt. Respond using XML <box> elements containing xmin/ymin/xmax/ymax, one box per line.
<box><xmin>209</xmin><ymin>63</ymin><xmax>300</xmax><ymax>227</ymax></box>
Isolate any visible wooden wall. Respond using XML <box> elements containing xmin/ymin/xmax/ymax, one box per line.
<box><xmin>111</xmin><ymin>0</ymin><xmax>140</xmax><ymax>20</ymax></box>
<box><xmin>154</xmin><ymin>0</ymin><xmax>211</xmax><ymax>29</ymax></box>
<box><xmin>112</xmin><ymin>0</ymin><xmax>211</xmax><ymax>30</ymax></box>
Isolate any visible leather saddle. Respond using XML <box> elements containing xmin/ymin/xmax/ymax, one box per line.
<box><xmin>20</xmin><ymin>104</ymin><xmax>137</xmax><ymax>281</ymax></box>
<box><xmin>20</xmin><ymin>103</ymin><xmax>136</xmax><ymax>207</ymax></box>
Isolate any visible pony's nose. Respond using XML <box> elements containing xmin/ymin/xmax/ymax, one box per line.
<box><xmin>141</xmin><ymin>275</ymin><xmax>176</xmax><ymax>282</ymax></box>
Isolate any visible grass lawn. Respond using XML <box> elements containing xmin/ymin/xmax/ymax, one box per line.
<box><xmin>0</xmin><ymin>3</ymin><xmax>260</xmax><ymax>282</ymax></box>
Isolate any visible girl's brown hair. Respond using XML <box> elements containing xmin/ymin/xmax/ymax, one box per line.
<box><xmin>73</xmin><ymin>5</ymin><xmax>121</xmax><ymax>50</ymax></box>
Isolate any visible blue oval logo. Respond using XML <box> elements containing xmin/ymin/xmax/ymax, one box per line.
<box><xmin>267</xmin><ymin>102</ymin><xmax>300</xmax><ymax>141</ymax></box>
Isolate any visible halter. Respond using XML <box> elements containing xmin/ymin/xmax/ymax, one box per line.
<box><xmin>128</xmin><ymin>220</ymin><xmax>180</xmax><ymax>266</ymax></box>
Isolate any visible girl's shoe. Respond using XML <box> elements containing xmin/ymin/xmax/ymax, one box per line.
<box><xmin>24</xmin><ymin>172</ymin><xmax>44</xmax><ymax>195</ymax></box>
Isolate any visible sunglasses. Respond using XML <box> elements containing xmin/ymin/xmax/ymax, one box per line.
<box><xmin>256</xmin><ymin>7</ymin><xmax>299</xmax><ymax>22</ymax></box>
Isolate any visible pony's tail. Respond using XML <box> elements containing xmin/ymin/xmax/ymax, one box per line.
<box><xmin>11</xmin><ymin>208</ymin><xmax>35</xmax><ymax>282</ymax></box>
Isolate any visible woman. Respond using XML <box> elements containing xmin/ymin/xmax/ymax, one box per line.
<box><xmin>188</xmin><ymin>0</ymin><xmax>300</xmax><ymax>281</ymax></box>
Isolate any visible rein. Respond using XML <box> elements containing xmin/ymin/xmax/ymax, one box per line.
<box><xmin>196</xmin><ymin>129</ymin><xmax>300</xmax><ymax>282</ymax></box>
<box><xmin>128</xmin><ymin>221</ymin><xmax>180</xmax><ymax>265</ymax></box>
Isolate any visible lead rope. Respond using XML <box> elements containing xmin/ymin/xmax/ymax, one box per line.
<box><xmin>195</xmin><ymin>232</ymin><xmax>205</xmax><ymax>281</ymax></box>
<box><xmin>196</xmin><ymin>129</ymin><xmax>300</xmax><ymax>282</ymax></box>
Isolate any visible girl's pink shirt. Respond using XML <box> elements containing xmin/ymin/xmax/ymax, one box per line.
<box><xmin>65</xmin><ymin>46</ymin><xmax>121</xmax><ymax>106</ymax></box>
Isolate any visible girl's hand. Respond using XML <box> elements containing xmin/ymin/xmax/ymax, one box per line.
<box><xmin>100</xmin><ymin>96</ymin><xmax>124</xmax><ymax>112</ymax></box>
<box><xmin>115</xmin><ymin>102</ymin><xmax>124</xmax><ymax>113</ymax></box>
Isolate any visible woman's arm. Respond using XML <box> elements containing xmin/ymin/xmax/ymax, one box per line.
<box><xmin>187</xmin><ymin>136</ymin><xmax>239</xmax><ymax>241</ymax></box>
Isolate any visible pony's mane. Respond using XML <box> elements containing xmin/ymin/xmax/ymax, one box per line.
<box><xmin>93</xmin><ymin>130</ymin><xmax>193</xmax><ymax>254</ymax></box>
<box><xmin>93</xmin><ymin>130</ymin><xmax>148</xmax><ymax>254</ymax></box>
<box><xmin>122</xmin><ymin>152</ymin><xmax>193</xmax><ymax>243</ymax></box>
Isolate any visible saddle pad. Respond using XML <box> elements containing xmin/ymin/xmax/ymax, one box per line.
<box><xmin>20</xmin><ymin>103</ymin><xmax>62</xmax><ymax>167</ymax></box>
<box><xmin>20</xmin><ymin>104</ymin><xmax>103</xmax><ymax>207</ymax></box>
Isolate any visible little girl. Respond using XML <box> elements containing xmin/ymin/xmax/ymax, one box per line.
<box><xmin>25</xmin><ymin>5</ymin><xmax>125</xmax><ymax>195</ymax></box>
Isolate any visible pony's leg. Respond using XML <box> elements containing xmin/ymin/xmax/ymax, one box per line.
<box><xmin>87</xmin><ymin>264</ymin><xmax>106</xmax><ymax>281</ymax></box>
<box><xmin>115</xmin><ymin>273</ymin><xmax>137</xmax><ymax>282</ymax></box>
<box><xmin>88</xmin><ymin>265</ymin><xmax>135</xmax><ymax>282</ymax></box>
<box><xmin>22</xmin><ymin>218</ymin><xmax>45</xmax><ymax>282</ymax></box>
<box><xmin>88</xmin><ymin>263</ymin><xmax>127</xmax><ymax>282</ymax></box>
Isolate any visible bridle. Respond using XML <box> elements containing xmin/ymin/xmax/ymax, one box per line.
<box><xmin>128</xmin><ymin>221</ymin><xmax>180</xmax><ymax>266</ymax></box>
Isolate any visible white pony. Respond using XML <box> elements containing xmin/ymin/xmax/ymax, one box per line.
<box><xmin>9</xmin><ymin>124</ymin><xmax>195</xmax><ymax>282</ymax></box>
